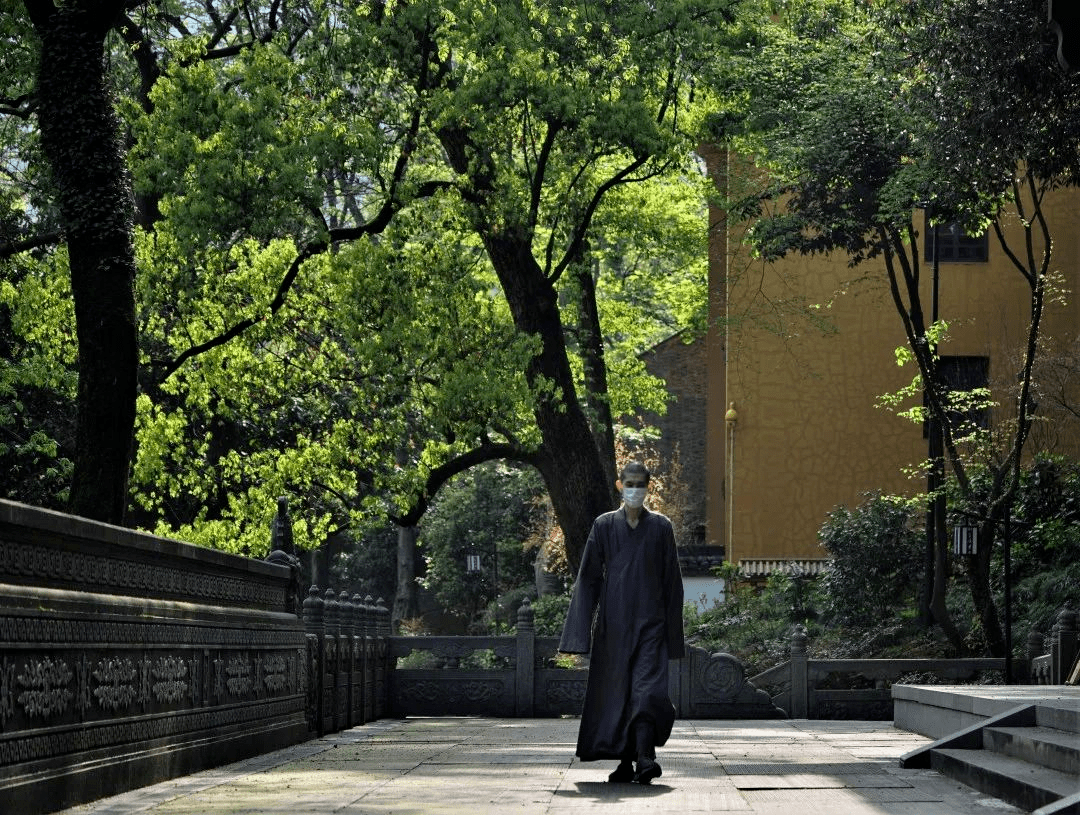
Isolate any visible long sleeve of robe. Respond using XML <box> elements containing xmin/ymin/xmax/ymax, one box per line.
<box><xmin>558</xmin><ymin>507</ymin><xmax>684</xmax><ymax>761</ymax></box>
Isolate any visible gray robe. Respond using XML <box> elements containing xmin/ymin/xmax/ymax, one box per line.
<box><xmin>559</xmin><ymin>507</ymin><xmax>684</xmax><ymax>761</ymax></box>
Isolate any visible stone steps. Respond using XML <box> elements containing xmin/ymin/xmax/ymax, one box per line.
<box><xmin>900</xmin><ymin>702</ymin><xmax>1080</xmax><ymax>815</ymax></box>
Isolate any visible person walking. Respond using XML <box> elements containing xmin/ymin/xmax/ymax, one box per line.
<box><xmin>558</xmin><ymin>460</ymin><xmax>684</xmax><ymax>784</ymax></box>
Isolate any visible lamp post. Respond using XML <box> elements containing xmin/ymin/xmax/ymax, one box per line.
<box><xmin>1003</xmin><ymin>508</ymin><xmax>1014</xmax><ymax>684</ymax></box>
<box><xmin>725</xmin><ymin>402</ymin><xmax>738</xmax><ymax>566</ymax></box>
<box><xmin>925</xmin><ymin>215</ymin><xmax>946</xmax><ymax>627</ymax></box>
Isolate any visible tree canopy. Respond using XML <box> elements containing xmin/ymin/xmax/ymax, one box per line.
<box><xmin>2</xmin><ymin>0</ymin><xmax>722</xmax><ymax>572</ymax></box>
<box><xmin>710</xmin><ymin>0</ymin><xmax>1080</xmax><ymax>655</ymax></box>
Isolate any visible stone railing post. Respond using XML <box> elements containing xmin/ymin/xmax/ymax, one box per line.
<box><xmin>339</xmin><ymin>592</ymin><xmax>356</xmax><ymax>729</ymax></box>
<box><xmin>265</xmin><ymin>497</ymin><xmax>303</xmax><ymax>616</ymax></box>
<box><xmin>376</xmin><ymin>597</ymin><xmax>391</xmax><ymax>636</ymax></box>
<box><xmin>1053</xmin><ymin>609</ymin><xmax>1077</xmax><ymax>685</ymax></box>
<box><xmin>515</xmin><ymin>599</ymin><xmax>536</xmax><ymax>716</ymax></box>
<box><xmin>1027</xmin><ymin>630</ymin><xmax>1045</xmax><ymax>684</ymax></box>
<box><xmin>351</xmin><ymin>593</ymin><xmax>366</xmax><ymax>726</ymax></box>
<box><xmin>363</xmin><ymin>595</ymin><xmax>377</xmax><ymax>723</ymax></box>
<box><xmin>789</xmin><ymin>625</ymin><xmax>809</xmax><ymax>719</ymax></box>
<box><xmin>322</xmin><ymin>589</ymin><xmax>339</xmax><ymax>733</ymax></box>
<box><xmin>302</xmin><ymin>584</ymin><xmax>325</xmax><ymax>733</ymax></box>
<box><xmin>375</xmin><ymin>598</ymin><xmax>390</xmax><ymax>718</ymax></box>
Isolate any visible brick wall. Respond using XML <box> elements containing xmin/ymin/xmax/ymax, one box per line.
<box><xmin>640</xmin><ymin>332</ymin><xmax>708</xmax><ymax>546</ymax></box>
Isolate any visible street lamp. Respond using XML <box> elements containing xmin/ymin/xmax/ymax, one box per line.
<box><xmin>924</xmin><ymin>211</ymin><xmax>945</xmax><ymax>627</ymax></box>
<box><xmin>465</xmin><ymin>550</ymin><xmax>482</xmax><ymax>574</ymax></box>
<box><xmin>725</xmin><ymin>402</ymin><xmax>738</xmax><ymax>566</ymax></box>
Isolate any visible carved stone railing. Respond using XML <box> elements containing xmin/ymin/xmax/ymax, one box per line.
<box><xmin>387</xmin><ymin>600</ymin><xmax>783</xmax><ymax>719</ymax></box>
<box><xmin>300</xmin><ymin>584</ymin><xmax>391</xmax><ymax>736</ymax></box>
<box><xmin>0</xmin><ymin>499</ymin><xmax>344</xmax><ymax>814</ymax></box>
<box><xmin>749</xmin><ymin>627</ymin><xmax>1009</xmax><ymax>720</ymax></box>
<box><xmin>1029</xmin><ymin>608</ymin><xmax>1078</xmax><ymax>685</ymax></box>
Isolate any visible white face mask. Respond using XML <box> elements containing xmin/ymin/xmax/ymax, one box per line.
<box><xmin>621</xmin><ymin>486</ymin><xmax>647</xmax><ymax>509</ymax></box>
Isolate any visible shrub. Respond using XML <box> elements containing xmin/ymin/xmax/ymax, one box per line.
<box><xmin>818</xmin><ymin>493</ymin><xmax>924</xmax><ymax>625</ymax></box>
<box><xmin>531</xmin><ymin>592</ymin><xmax>572</xmax><ymax>637</ymax></box>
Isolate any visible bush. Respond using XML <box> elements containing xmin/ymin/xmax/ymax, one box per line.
<box><xmin>1003</xmin><ymin>455</ymin><xmax>1080</xmax><ymax>655</ymax></box>
<box><xmin>684</xmin><ymin>565</ymin><xmax>821</xmax><ymax>676</ymax></box>
<box><xmin>531</xmin><ymin>592</ymin><xmax>571</xmax><ymax>637</ymax></box>
<box><xmin>818</xmin><ymin>493</ymin><xmax>924</xmax><ymax>625</ymax></box>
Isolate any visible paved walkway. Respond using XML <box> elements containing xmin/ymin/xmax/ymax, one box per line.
<box><xmin>59</xmin><ymin>717</ymin><xmax>1025</xmax><ymax>815</ymax></box>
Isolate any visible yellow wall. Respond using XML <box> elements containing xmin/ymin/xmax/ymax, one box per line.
<box><xmin>707</xmin><ymin>161</ymin><xmax>1080</xmax><ymax>565</ymax></box>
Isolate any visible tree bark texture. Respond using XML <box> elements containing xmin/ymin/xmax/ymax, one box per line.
<box><xmin>972</xmin><ymin>521</ymin><xmax>1006</xmax><ymax>656</ymax></box>
<box><xmin>27</xmin><ymin>1</ymin><xmax>139</xmax><ymax>524</ymax></box>
<box><xmin>392</xmin><ymin>525</ymin><xmax>420</xmax><ymax>632</ymax></box>
<box><xmin>572</xmin><ymin>256</ymin><xmax>618</xmax><ymax>494</ymax></box>
<box><xmin>480</xmin><ymin>232</ymin><xmax>616</xmax><ymax>575</ymax></box>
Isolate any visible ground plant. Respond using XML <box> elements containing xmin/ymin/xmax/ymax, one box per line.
<box><xmin>688</xmin><ymin>457</ymin><xmax>1080</xmax><ymax>676</ymax></box>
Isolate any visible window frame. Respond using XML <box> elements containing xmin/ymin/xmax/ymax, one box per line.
<box><xmin>923</xmin><ymin>213</ymin><xmax>989</xmax><ymax>263</ymax></box>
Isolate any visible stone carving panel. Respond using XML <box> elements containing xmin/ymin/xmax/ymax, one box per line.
<box><xmin>545</xmin><ymin>679</ymin><xmax>586</xmax><ymax>707</ymax></box>
<box><xmin>151</xmin><ymin>656</ymin><xmax>189</xmax><ymax>704</ymax></box>
<box><xmin>75</xmin><ymin>655</ymin><xmax>92</xmax><ymax>715</ymax></box>
<box><xmin>92</xmin><ymin>658</ymin><xmax>138</xmax><ymax>712</ymax></box>
<box><xmin>16</xmin><ymin>657</ymin><xmax>73</xmax><ymax>719</ymax></box>
<box><xmin>226</xmin><ymin>657</ymin><xmax>252</xmax><ymax>697</ymax></box>
<box><xmin>138</xmin><ymin>658</ymin><xmax>152</xmax><ymax>707</ymax></box>
<box><xmin>398</xmin><ymin>679</ymin><xmax>504</xmax><ymax>704</ymax></box>
<box><xmin>0</xmin><ymin>614</ymin><xmax>301</xmax><ymax>649</ymax></box>
<box><xmin>698</xmin><ymin>652</ymin><xmax>746</xmax><ymax>701</ymax></box>
<box><xmin>263</xmin><ymin>654</ymin><xmax>287</xmax><ymax>694</ymax></box>
<box><xmin>213</xmin><ymin>657</ymin><xmax>225</xmax><ymax>702</ymax></box>
<box><xmin>683</xmin><ymin>647</ymin><xmax>785</xmax><ymax>719</ymax></box>
<box><xmin>2</xmin><ymin>540</ymin><xmax>286</xmax><ymax>609</ymax></box>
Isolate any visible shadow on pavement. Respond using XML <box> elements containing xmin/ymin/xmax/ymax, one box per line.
<box><xmin>554</xmin><ymin>781</ymin><xmax>674</xmax><ymax>800</ymax></box>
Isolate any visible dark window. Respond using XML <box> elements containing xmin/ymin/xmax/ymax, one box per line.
<box><xmin>924</xmin><ymin>356</ymin><xmax>990</xmax><ymax>437</ymax></box>
<box><xmin>924</xmin><ymin>214</ymin><xmax>989</xmax><ymax>262</ymax></box>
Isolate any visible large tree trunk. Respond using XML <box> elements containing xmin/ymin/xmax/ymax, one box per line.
<box><xmin>392</xmin><ymin>525</ymin><xmax>420</xmax><ymax>632</ymax></box>
<box><xmin>971</xmin><ymin>521</ymin><xmax>1006</xmax><ymax>656</ymax></box>
<box><xmin>435</xmin><ymin>121</ymin><xmax>616</xmax><ymax>574</ymax></box>
<box><xmin>27</xmin><ymin>1</ymin><xmax>138</xmax><ymax>525</ymax></box>
<box><xmin>571</xmin><ymin>253</ymin><xmax>618</xmax><ymax>492</ymax></box>
<box><xmin>480</xmin><ymin>232</ymin><xmax>616</xmax><ymax>574</ymax></box>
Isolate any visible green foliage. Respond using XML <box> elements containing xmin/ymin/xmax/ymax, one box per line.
<box><xmin>531</xmin><ymin>592</ymin><xmax>572</xmax><ymax>637</ymax></box>
<box><xmin>977</xmin><ymin>455</ymin><xmax>1080</xmax><ymax>657</ymax></box>
<box><xmin>0</xmin><ymin>251</ymin><xmax>76</xmax><ymax>508</ymax></box>
<box><xmin>685</xmin><ymin>567</ymin><xmax>823</xmax><ymax>676</ymax></box>
<box><xmin>818</xmin><ymin>493</ymin><xmax>925</xmax><ymax>625</ymax></box>
<box><xmin>418</xmin><ymin>462</ymin><xmax>543</xmax><ymax>630</ymax></box>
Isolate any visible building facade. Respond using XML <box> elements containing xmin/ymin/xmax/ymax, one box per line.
<box><xmin>667</xmin><ymin>147</ymin><xmax>1080</xmax><ymax>576</ymax></box>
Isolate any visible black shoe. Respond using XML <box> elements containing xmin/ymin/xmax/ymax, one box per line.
<box><xmin>634</xmin><ymin>758</ymin><xmax>662</xmax><ymax>785</ymax></box>
<box><xmin>608</xmin><ymin>760</ymin><xmax>635</xmax><ymax>783</ymax></box>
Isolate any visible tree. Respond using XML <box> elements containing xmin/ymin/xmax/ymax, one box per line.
<box><xmin>11</xmin><ymin>0</ymin><xmax>139</xmax><ymax>524</ymax></box>
<box><xmin>125</xmin><ymin>0</ymin><xmax>722</xmax><ymax>573</ymax></box>
<box><xmin>417</xmin><ymin>461</ymin><xmax>542</xmax><ymax>631</ymax></box>
<box><xmin>712</xmin><ymin>0</ymin><xmax>1080</xmax><ymax>654</ymax></box>
<box><xmin>368</xmin><ymin>0</ymin><xmax>732</xmax><ymax>570</ymax></box>
<box><xmin>2</xmin><ymin>0</ymin><xmax>723</xmax><ymax>592</ymax></box>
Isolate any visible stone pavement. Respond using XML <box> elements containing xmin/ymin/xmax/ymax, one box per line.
<box><xmin>59</xmin><ymin>717</ymin><xmax>1026</xmax><ymax>815</ymax></box>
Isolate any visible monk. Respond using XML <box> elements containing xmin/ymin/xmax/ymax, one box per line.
<box><xmin>558</xmin><ymin>461</ymin><xmax>684</xmax><ymax>784</ymax></box>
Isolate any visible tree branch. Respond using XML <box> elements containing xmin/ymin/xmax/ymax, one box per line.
<box><xmin>154</xmin><ymin>171</ymin><xmax>451</xmax><ymax>383</ymax></box>
<box><xmin>390</xmin><ymin>442</ymin><xmax>535</xmax><ymax>527</ymax></box>
<box><xmin>117</xmin><ymin>13</ymin><xmax>161</xmax><ymax>113</ymax></box>
<box><xmin>549</xmin><ymin>155</ymin><xmax>651</xmax><ymax>283</ymax></box>
<box><xmin>0</xmin><ymin>232</ymin><xmax>63</xmax><ymax>259</ymax></box>
<box><xmin>528</xmin><ymin>119</ymin><xmax>561</xmax><ymax>232</ymax></box>
<box><xmin>0</xmin><ymin>93</ymin><xmax>37</xmax><ymax>119</ymax></box>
